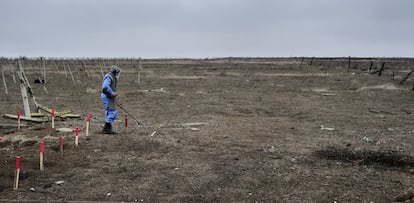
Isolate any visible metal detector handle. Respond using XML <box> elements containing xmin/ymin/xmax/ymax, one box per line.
<box><xmin>115</xmin><ymin>102</ymin><xmax>142</xmax><ymax>125</ymax></box>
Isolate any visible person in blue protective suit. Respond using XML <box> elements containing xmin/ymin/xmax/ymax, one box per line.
<box><xmin>101</xmin><ymin>65</ymin><xmax>121</xmax><ymax>134</ymax></box>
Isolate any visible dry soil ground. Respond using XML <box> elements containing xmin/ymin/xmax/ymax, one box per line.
<box><xmin>1</xmin><ymin>58</ymin><xmax>414</xmax><ymax>202</ymax></box>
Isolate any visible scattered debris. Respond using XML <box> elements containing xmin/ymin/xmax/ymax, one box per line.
<box><xmin>150</xmin><ymin>131</ymin><xmax>157</xmax><ymax>137</ymax></box>
<box><xmin>368</xmin><ymin>107</ymin><xmax>397</xmax><ymax>115</ymax></box>
<box><xmin>55</xmin><ymin>180</ymin><xmax>65</xmax><ymax>185</ymax></box>
<box><xmin>268</xmin><ymin>146</ymin><xmax>276</xmax><ymax>153</ymax></box>
<box><xmin>321</xmin><ymin>93</ymin><xmax>336</xmax><ymax>96</ymax></box>
<box><xmin>362</xmin><ymin>136</ymin><xmax>375</xmax><ymax>143</ymax></box>
<box><xmin>178</xmin><ymin>122</ymin><xmax>208</xmax><ymax>128</ymax></box>
<box><xmin>320</xmin><ymin>125</ymin><xmax>335</xmax><ymax>131</ymax></box>
<box><xmin>139</xmin><ymin>88</ymin><xmax>169</xmax><ymax>94</ymax></box>
<box><xmin>30</xmin><ymin>187</ymin><xmax>36</xmax><ymax>192</ymax></box>
<box><xmin>56</xmin><ymin>128</ymin><xmax>76</xmax><ymax>133</ymax></box>
<box><xmin>353</xmin><ymin>132</ymin><xmax>381</xmax><ymax>145</ymax></box>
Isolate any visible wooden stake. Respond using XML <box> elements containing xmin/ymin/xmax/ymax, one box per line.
<box><xmin>75</xmin><ymin>128</ymin><xmax>79</xmax><ymax>146</ymax></box>
<box><xmin>39</xmin><ymin>141</ymin><xmax>44</xmax><ymax>172</ymax></box>
<box><xmin>18</xmin><ymin>60</ymin><xmax>31</xmax><ymax>118</ymax></box>
<box><xmin>309</xmin><ymin>57</ymin><xmax>314</xmax><ymax>66</ymax></box>
<box><xmin>51</xmin><ymin>109</ymin><xmax>55</xmax><ymax>129</ymax></box>
<box><xmin>53</xmin><ymin>61</ymin><xmax>60</xmax><ymax>72</ymax></box>
<box><xmin>99</xmin><ymin>63</ymin><xmax>104</xmax><ymax>78</ymax></box>
<box><xmin>86</xmin><ymin>113</ymin><xmax>90</xmax><ymax>136</ymax></box>
<box><xmin>400</xmin><ymin>70</ymin><xmax>413</xmax><ymax>84</ymax></box>
<box><xmin>17</xmin><ymin>112</ymin><xmax>20</xmax><ymax>130</ymax></box>
<box><xmin>1</xmin><ymin>65</ymin><xmax>8</xmax><ymax>95</ymax></box>
<box><xmin>63</xmin><ymin>62</ymin><xmax>68</xmax><ymax>78</ymax></box>
<box><xmin>42</xmin><ymin>58</ymin><xmax>46</xmax><ymax>84</ymax></box>
<box><xmin>59</xmin><ymin>136</ymin><xmax>63</xmax><ymax>158</ymax></box>
<box><xmin>12</xmin><ymin>70</ymin><xmax>16</xmax><ymax>83</ymax></box>
<box><xmin>81</xmin><ymin>61</ymin><xmax>90</xmax><ymax>77</ymax></box>
<box><xmin>137</xmin><ymin>58</ymin><xmax>142</xmax><ymax>84</ymax></box>
<box><xmin>299</xmin><ymin>57</ymin><xmax>304</xmax><ymax>66</ymax></box>
<box><xmin>378</xmin><ymin>62</ymin><xmax>385</xmax><ymax>76</ymax></box>
<box><xmin>68</xmin><ymin>65</ymin><xmax>76</xmax><ymax>83</ymax></box>
<box><xmin>13</xmin><ymin>156</ymin><xmax>21</xmax><ymax>190</ymax></box>
<box><xmin>125</xmin><ymin>115</ymin><xmax>128</xmax><ymax>128</ymax></box>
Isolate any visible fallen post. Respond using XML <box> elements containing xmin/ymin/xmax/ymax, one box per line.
<box><xmin>4</xmin><ymin>113</ymin><xmax>48</xmax><ymax>123</ymax></box>
<box><xmin>37</xmin><ymin>103</ymin><xmax>80</xmax><ymax>118</ymax></box>
<box><xmin>400</xmin><ymin>70</ymin><xmax>413</xmax><ymax>84</ymax></box>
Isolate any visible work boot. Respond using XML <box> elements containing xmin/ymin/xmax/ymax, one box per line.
<box><xmin>102</xmin><ymin>122</ymin><xmax>112</xmax><ymax>134</ymax></box>
<box><xmin>107</xmin><ymin>123</ymin><xmax>118</xmax><ymax>134</ymax></box>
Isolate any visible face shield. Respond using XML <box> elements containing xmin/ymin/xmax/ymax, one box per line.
<box><xmin>110</xmin><ymin>66</ymin><xmax>122</xmax><ymax>80</ymax></box>
<box><xmin>115</xmin><ymin>69</ymin><xmax>121</xmax><ymax>80</ymax></box>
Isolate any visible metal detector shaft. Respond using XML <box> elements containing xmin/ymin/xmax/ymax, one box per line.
<box><xmin>115</xmin><ymin>102</ymin><xmax>142</xmax><ymax>126</ymax></box>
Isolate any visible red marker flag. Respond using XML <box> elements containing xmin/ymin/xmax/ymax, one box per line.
<box><xmin>51</xmin><ymin>109</ymin><xmax>55</xmax><ymax>117</ymax></box>
<box><xmin>17</xmin><ymin>112</ymin><xmax>20</xmax><ymax>120</ymax></box>
<box><xmin>75</xmin><ymin>128</ymin><xmax>79</xmax><ymax>136</ymax></box>
<box><xmin>39</xmin><ymin>141</ymin><xmax>44</xmax><ymax>153</ymax></box>
<box><xmin>86</xmin><ymin>113</ymin><xmax>91</xmax><ymax>122</ymax></box>
<box><xmin>125</xmin><ymin>115</ymin><xmax>128</xmax><ymax>128</ymax></box>
<box><xmin>15</xmin><ymin>156</ymin><xmax>21</xmax><ymax>170</ymax></box>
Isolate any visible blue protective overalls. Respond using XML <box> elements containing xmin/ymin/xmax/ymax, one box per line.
<box><xmin>101</xmin><ymin>72</ymin><xmax>118</xmax><ymax>124</ymax></box>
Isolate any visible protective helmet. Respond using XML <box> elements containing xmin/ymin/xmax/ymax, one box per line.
<box><xmin>110</xmin><ymin>65</ymin><xmax>121</xmax><ymax>76</ymax></box>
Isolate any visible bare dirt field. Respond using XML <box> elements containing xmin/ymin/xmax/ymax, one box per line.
<box><xmin>1</xmin><ymin>57</ymin><xmax>414</xmax><ymax>202</ymax></box>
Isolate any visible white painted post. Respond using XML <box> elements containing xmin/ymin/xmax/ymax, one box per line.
<box><xmin>42</xmin><ymin>58</ymin><xmax>46</xmax><ymax>84</ymax></box>
<box><xmin>51</xmin><ymin>109</ymin><xmax>55</xmax><ymax>129</ymax></box>
<box><xmin>86</xmin><ymin>113</ymin><xmax>90</xmax><ymax>136</ymax></box>
<box><xmin>1</xmin><ymin>65</ymin><xmax>8</xmax><ymax>95</ymax></box>
<box><xmin>63</xmin><ymin>62</ymin><xmax>68</xmax><ymax>78</ymax></box>
<box><xmin>68</xmin><ymin>64</ymin><xmax>76</xmax><ymax>83</ymax></box>
<box><xmin>18</xmin><ymin>60</ymin><xmax>31</xmax><ymax>118</ymax></box>
<box><xmin>39</xmin><ymin>141</ymin><xmax>44</xmax><ymax>172</ymax></box>
<box><xmin>13</xmin><ymin>156</ymin><xmax>21</xmax><ymax>190</ymax></box>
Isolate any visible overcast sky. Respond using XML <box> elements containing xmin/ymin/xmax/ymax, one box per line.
<box><xmin>0</xmin><ymin>0</ymin><xmax>413</xmax><ymax>58</ymax></box>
